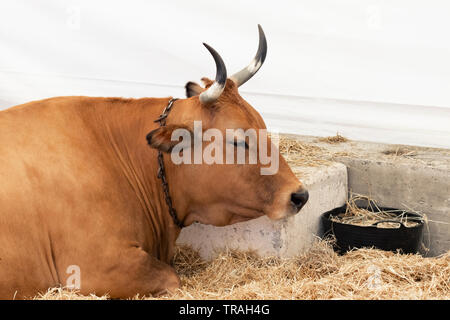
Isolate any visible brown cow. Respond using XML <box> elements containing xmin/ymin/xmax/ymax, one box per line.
<box><xmin>0</xmin><ymin>25</ymin><xmax>308</xmax><ymax>299</ymax></box>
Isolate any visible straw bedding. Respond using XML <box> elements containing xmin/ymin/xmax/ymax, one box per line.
<box><xmin>277</xmin><ymin>136</ymin><xmax>332</xmax><ymax>167</ymax></box>
<box><xmin>277</xmin><ymin>135</ymin><xmax>353</xmax><ymax>168</ymax></box>
<box><xmin>36</xmin><ymin>240</ymin><xmax>449</xmax><ymax>300</ymax></box>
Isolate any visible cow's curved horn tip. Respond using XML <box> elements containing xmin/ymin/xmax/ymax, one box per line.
<box><xmin>202</xmin><ymin>42</ymin><xmax>212</xmax><ymax>52</ymax></box>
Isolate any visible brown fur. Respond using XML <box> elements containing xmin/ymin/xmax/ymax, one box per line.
<box><xmin>0</xmin><ymin>80</ymin><xmax>305</xmax><ymax>299</ymax></box>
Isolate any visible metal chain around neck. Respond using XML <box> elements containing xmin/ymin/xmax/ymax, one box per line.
<box><xmin>153</xmin><ymin>98</ymin><xmax>184</xmax><ymax>228</ymax></box>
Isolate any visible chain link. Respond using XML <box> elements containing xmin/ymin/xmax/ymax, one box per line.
<box><xmin>154</xmin><ymin>98</ymin><xmax>184</xmax><ymax>228</ymax></box>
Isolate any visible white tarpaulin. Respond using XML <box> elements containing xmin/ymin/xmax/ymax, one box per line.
<box><xmin>1</xmin><ymin>0</ymin><xmax>449</xmax><ymax>148</ymax></box>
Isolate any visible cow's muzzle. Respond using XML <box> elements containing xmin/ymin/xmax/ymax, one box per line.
<box><xmin>290</xmin><ymin>188</ymin><xmax>309</xmax><ymax>212</ymax></box>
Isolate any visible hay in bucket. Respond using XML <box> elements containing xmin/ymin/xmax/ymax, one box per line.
<box><xmin>329</xmin><ymin>193</ymin><xmax>425</xmax><ymax>228</ymax></box>
<box><xmin>36</xmin><ymin>239</ymin><xmax>449</xmax><ymax>300</ymax></box>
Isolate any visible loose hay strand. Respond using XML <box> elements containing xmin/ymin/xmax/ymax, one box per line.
<box><xmin>318</xmin><ymin>133</ymin><xmax>349</xmax><ymax>144</ymax></box>
<box><xmin>36</xmin><ymin>240</ymin><xmax>450</xmax><ymax>300</ymax></box>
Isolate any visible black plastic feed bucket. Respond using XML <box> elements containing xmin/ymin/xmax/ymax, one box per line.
<box><xmin>321</xmin><ymin>202</ymin><xmax>425</xmax><ymax>254</ymax></box>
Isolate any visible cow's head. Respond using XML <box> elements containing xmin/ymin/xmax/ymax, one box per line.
<box><xmin>147</xmin><ymin>25</ymin><xmax>308</xmax><ymax>226</ymax></box>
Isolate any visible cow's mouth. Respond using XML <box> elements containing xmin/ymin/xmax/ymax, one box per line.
<box><xmin>183</xmin><ymin>205</ymin><xmax>265</xmax><ymax>227</ymax></box>
<box><xmin>228</xmin><ymin>208</ymin><xmax>265</xmax><ymax>225</ymax></box>
<box><xmin>229</xmin><ymin>215</ymin><xmax>259</xmax><ymax>224</ymax></box>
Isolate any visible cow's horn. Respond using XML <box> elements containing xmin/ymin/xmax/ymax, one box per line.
<box><xmin>199</xmin><ymin>43</ymin><xmax>227</xmax><ymax>104</ymax></box>
<box><xmin>230</xmin><ymin>24</ymin><xmax>267</xmax><ymax>87</ymax></box>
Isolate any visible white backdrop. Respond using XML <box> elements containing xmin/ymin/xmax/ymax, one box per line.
<box><xmin>1</xmin><ymin>0</ymin><xmax>449</xmax><ymax>148</ymax></box>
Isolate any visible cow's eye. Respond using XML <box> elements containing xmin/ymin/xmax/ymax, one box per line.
<box><xmin>232</xmin><ymin>140</ymin><xmax>249</xmax><ymax>149</ymax></box>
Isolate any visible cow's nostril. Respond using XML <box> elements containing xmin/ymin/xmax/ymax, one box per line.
<box><xmin>291</xmin><ymin>189</ymin><xmax>309</xmax><ymax>212</ymax></box>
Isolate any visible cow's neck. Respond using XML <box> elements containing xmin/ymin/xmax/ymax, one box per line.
<box><xmin>94</xmin><ymin>97</ymin><xmax>184</xmax><ymax>262</ymax></box>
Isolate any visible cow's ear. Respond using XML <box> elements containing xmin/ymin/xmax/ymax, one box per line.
<box><xmin>146</xmin><ymin>124</ymin><xmax>193</xmax><ymax>153</ymax></box>
<box><xmin>185</xmin><ymin>81</ymin><xmax>204</xmax><ymax>98</ymax></box>
<box><xmin>201</xmin><ymin>77</ymin><xmax>214</xmax><ymax>87</ymax></box>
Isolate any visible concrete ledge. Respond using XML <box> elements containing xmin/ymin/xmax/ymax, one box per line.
<box><xmin>177</xmin><ymin>162</ymin><xmax>348</xmax><ymax>259</ymax></box>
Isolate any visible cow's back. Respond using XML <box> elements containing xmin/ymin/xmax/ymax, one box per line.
<box><xmin>0</xmin><ymin>97</ymin><xmax>146</xmax><ymax>298</ymax></box>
